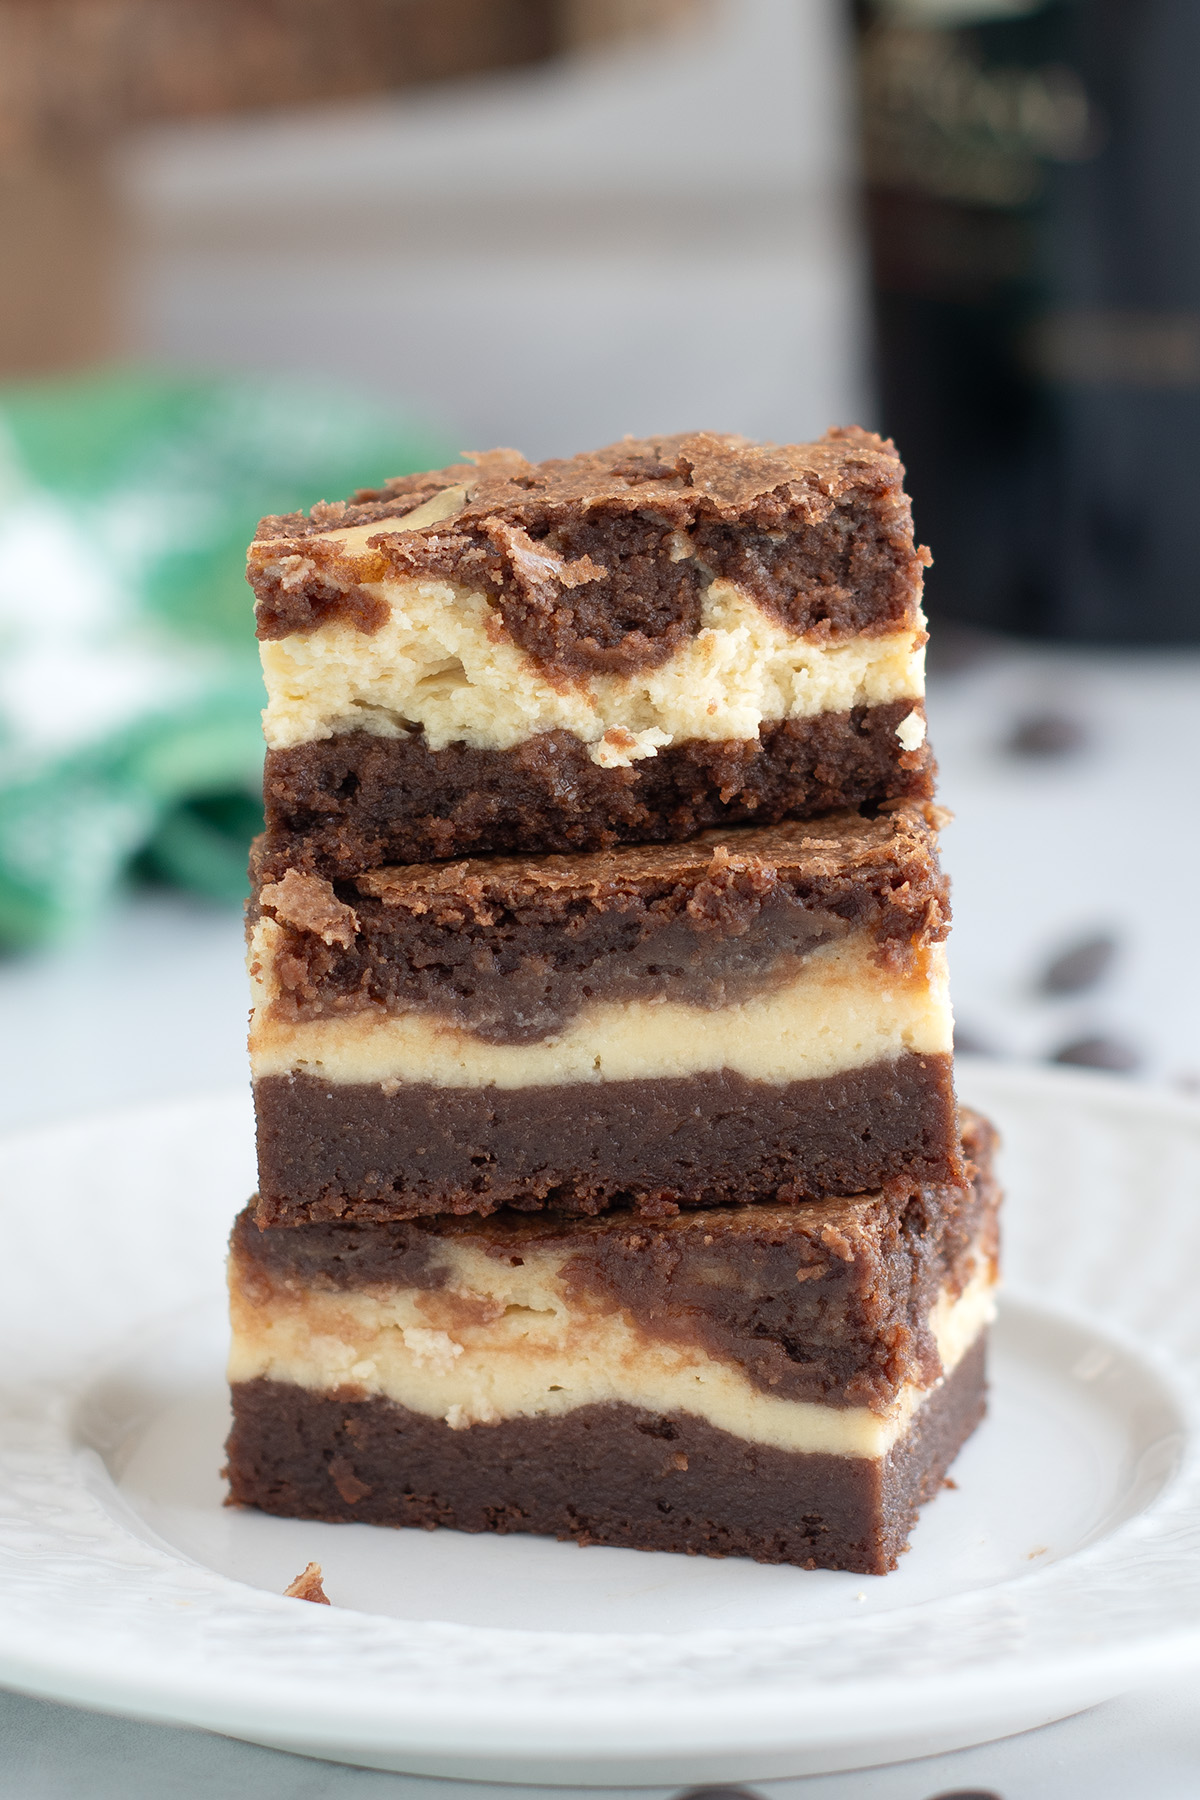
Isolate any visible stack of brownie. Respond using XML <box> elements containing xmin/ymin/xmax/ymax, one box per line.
<box><xmin>225</xmin><ymin>429</ymin><xmax>1000</xmax><ymax>1574</ymax></box>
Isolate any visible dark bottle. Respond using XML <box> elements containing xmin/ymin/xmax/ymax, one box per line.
<box><xmin>851</xmin><ymin>0</ymin><xmax>1200</xmax><ymax>643</ymax></box>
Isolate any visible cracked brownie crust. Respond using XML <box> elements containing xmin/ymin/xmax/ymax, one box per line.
<box><xmin>249</xmin><ymin>803</ymin><xmax>950</xmax><ymax>1042</ymax></box>
<box><xmin>247</xmin><ymin>430</ymin><xmax>931</xmax><ymax>868</ymax></box>
<box><xmin>251</xmin><ymin>429</ymin><xmax>931</xmax><ymax>664</ymax></box>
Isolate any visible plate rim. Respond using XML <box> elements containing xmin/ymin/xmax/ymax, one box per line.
<box><xmin>2</xmin><ymin>1061</ymin><xmax>1200</xmax><ymax>1770</ymax></box>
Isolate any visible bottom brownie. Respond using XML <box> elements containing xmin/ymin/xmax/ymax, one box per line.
<box><xmin>226</xmin><ymin>1119</ymin><xmax>998</xmax><ymax>1573</ymax></box>
<box><xmin>226</xmin><ymin>1337</ymin><xmax>985</xmax><ymax>1575</ymax></box>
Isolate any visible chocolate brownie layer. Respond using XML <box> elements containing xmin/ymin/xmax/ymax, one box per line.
<box><xmin>253</xmin><ymin>1052</ymin><xmax>959</xmax><ymax>1222</ymax></box>
<box><xmin>228</xmin><ymin>1115</ymin><xmax>998</xmax><ymax>1568</ymax></box>
<box><xmin>248</xmin><ymin>431</ymin><xmax>932</xmax><ymax>861</ymax></box>
<box><xmin>251</xmin><ymin>430</ymin><xmax>930</xmax><ymax>663</ymax></box>
<box><xmin>234</xmin><ymin>1110</ymin><xmax>997</xmax><ymax>1410</ymax></box>
<box><xmin>250</xmin><ymin>804</ymin><xmax>949</xmax><ymax>1043</ymax></box>
<box><xmin>224</xmin><ymin>1335</ymin><xmax>988</xmax><ymax>1575</ymax></box>
<box><xmin>258</xmin><ymin>704</ymin><xmax>934</xmax><ymax>876</ymax></box>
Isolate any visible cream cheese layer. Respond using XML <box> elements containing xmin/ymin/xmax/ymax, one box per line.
<box><xmin>259</xmin><ymin>570</ymin><xmax>926</xmax><ymax>764</ymax></box>
<box><xmin>248</xmin><ymin>931</ymin><xmax>953</xmax><ymax>1089</ymax></box>
<box><xmin>228</xmin><ymin>1235</ymin><xmax>996</xmax><ymax>1460</ymax></box>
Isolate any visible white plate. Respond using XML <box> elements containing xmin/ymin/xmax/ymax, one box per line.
<box><xmin>1</xmin><ymin>1061</ymin><xmax>1199</xmax><ymax>1784</ymax></box>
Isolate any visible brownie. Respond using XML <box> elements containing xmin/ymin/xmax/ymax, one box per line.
<box><xmin>250</xmin><ymin>804</ymin><xmax>951</xmax><ymax>1040</ymax></box>
<box><xmin>250</xmin><ymin>429</ymin><xmax>931</xmax><ymax>664</ymax></box>
<box><xmin>226</xmin><ymin>1115</ymin><xmax>999</xmax><ymax>1574</ymax></box>
<box><xmin>247</xmin><ymin>806</ymin><xmax>959</xmax><ymax>1220</ymax></box>
<box><xmin>249</xmin><ymin>428</ymin><xmax>933</xmax><ymax>869</ymax></box>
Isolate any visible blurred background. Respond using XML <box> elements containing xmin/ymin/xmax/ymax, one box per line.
<box><xmin>0</xmin><ymin>0</ymin><xmax>1196</xmax><ymax>1128</ymax></box>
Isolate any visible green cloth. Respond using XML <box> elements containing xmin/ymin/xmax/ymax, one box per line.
<box><xmin>0</xmin><ymin>371</ymin><xmax>451</xmax><ymax>947</ymax></box>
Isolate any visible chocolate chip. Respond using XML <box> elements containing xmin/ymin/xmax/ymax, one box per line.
<box><xmin>1050</xmin><ymin>1034</ymin><xmax>1140</xmax><ymax>1073</ymax></box>
<box><xmin>1038</xmin><ymin>933</ymin><xmax>1118</xmax><ymax>995</ymax></box>
<box><xmin>676</xmin><ymin>1789</ymin><xmax>764</xmax><ymax>1800</ymax></box>
<box><xmin>1004</xmin><ymin>711</ymin><xmax>1088</xmax><ymax>757</ymax></box>
<box><xmin>925</xmin><ymin>1791</ymin><xmax>1004</xmax><ymax>1799</ymax></box>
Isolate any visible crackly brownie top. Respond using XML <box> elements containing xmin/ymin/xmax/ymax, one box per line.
<box><xmin>340</xmin><ymin>801</ymin><xmax>946</xmax><ymax>913</ymax></box>
<box><xmin>249</xmin><ymin>804</ymin><xmax>949</xmax><ymax>1041</ymax></box>
<box><xmin>248</xmin><ymin>428</ymin><xmax>931</xmax><ymax>675</ymax></box>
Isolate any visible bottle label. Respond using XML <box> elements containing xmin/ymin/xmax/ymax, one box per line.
<box><xmin>859</xmin><ymin>9</ymin><xmax>1097</xmax><ymax>217</ymax></box>
<box><xmin>877</xmin><ymin>1</ymin><xmax>1046</xmax><ymax>23</ymax></box>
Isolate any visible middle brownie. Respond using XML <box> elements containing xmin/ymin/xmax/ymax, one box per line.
<box><xmin>249</xmin><ymin>800</ymin><xmax>957</xmax><ymax>1223</ymax></box>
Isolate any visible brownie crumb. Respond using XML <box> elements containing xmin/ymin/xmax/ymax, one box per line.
<box><xmin>260</xmin><ymin>869</ymin><xmax>359</xmax><ymax>948</ymax></box>
<box><xmin>283</xmin><ymin>1562</ymin><xmax>330</xmax><ymax>1604</ymax></box>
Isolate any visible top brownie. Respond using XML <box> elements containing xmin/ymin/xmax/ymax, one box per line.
<box><xmin>249</xmin><ymin>429</ymin><xmax>936</xmax><ymax>874</ymax></box>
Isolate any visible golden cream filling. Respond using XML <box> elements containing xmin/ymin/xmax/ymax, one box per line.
<box><xmin>228</xmin><ymin>1234</ymin><xmax>996</xmax><ymax>1459</ymax></box>
<box><xmin>258</xmin><ymin>568</ymin><xmax>925</xmax><ymax>762</ymax></box>
<box><xmin>248</xmin><ymin>929</ymin><xmax>953</xmax><ymax>1088</ymax></box>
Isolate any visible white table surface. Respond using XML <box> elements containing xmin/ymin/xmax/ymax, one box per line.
<box><xmin>2</xmin><ymin>638</ymin><xmax>1198</xmax><ymax>1795</ymax></box>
